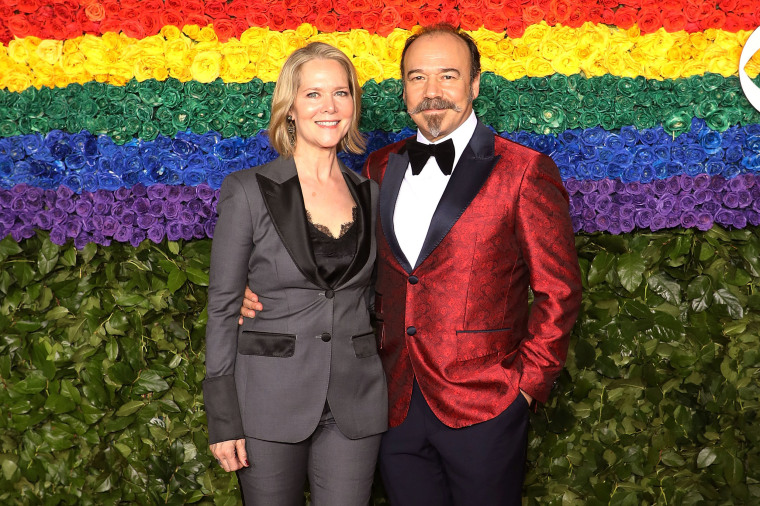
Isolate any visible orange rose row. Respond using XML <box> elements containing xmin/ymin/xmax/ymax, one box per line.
<box><xmin>1</xmin><ymin>0</ymin><xmax>757</xmax><ymax>44</ymax></box>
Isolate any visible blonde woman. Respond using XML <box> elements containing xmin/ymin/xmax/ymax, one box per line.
<box><xmin>203</xmin><ymin>42</ymin><xmax>387</xmax><ymax>506</ymax></box>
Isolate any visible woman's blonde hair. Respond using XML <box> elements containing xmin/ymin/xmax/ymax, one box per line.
<box><xmin>268</xmin><ymin>42</ymin><xmax>365</xmax><ymax>157</ymax></box>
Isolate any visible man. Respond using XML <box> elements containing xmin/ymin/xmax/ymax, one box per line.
<box><xmin>242</xmin><ymin>24</ymin><xmax>582</xmax><ymax>505</ymax></box>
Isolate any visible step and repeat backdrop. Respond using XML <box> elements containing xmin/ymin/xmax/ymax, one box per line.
<box><xmin>1</xmin><ymin>1</ymin><xmax>759</xmax><ymax>504</ymax></box>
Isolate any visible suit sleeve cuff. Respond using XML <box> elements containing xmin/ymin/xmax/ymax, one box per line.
<box><xmin>203</xmin><ymin>375</ymin><xmax>244</xmax><ymax>444</ymax></box>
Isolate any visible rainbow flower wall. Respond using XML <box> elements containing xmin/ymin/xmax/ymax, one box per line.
<box><xmin>2</xmin><ymin>0</ymin><xmax>760</xmax><ymax>504</ymax></box>
<box><xmin>2</xmin><ymin>1</ymin><xmax>760</xmax><ymax>243</ymax></box>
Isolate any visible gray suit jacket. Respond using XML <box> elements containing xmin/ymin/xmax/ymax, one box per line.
<box><xmin>203</xmin><ymin>156</ymin><xmax>387</xmax><ymax>444</ymax></box>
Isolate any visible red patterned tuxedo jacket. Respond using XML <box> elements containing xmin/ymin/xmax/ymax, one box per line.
<box><xmin>363</xmin><ymin>120</ymin><xmax>582</xmax><ymax>428</ymax></box>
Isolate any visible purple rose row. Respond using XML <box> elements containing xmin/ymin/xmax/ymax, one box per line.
<box><xmin>567</xmin><ymin>173</ymin><xmax>760</xmax><ymax>234</ymax></box>
<box><xmin>0</xmin><ymin>183</ymin><xmax>218</xmax><ymax>248</ymax></box>
<box><xmin>2</xmin><ymin>173</ymin><xmax>759</xmax><ymax>247</ymax></box>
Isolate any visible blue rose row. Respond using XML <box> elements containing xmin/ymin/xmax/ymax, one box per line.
<box><xmin>1</xmin><ymin>118</ymin><xmax>760</xmax><ymax>192</ymax></box>
<box><xmin>2</xmin><ymin>173</ymin><xmax>759</xmax><ymax>247</ymax></box>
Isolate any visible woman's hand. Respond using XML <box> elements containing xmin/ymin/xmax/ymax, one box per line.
<box><xmin>210</xmin><ymin>439</ymin><xmax>249</xmax><ymax>472</ymax></box>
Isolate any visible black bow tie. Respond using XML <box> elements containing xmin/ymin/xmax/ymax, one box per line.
<box><xmin>406</xmin><ymin>138</ymin><xmax>455</xmax><ymax>176</ymax></box>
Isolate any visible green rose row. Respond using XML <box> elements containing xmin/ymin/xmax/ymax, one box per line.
<box><xmin>1</xmin><ymin>73</ymin><xmax>759</xmax><ymax>143</ymax></box>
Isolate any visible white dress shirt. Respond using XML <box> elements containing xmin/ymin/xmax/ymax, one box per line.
<box><xmin>393</xmin><ymin>112</ymin><xmax>478</xmax><ymax>268</ymax></box>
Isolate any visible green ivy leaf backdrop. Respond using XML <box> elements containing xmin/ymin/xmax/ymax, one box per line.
<box><xmin>1</xmin><ymin>227</ymin><xmax>758</xmax><ymax>504</ymax></box>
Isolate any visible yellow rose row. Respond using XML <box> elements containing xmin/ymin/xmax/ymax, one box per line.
<box><xmin>1</xmin><ymin>22</ymin><xmax>758</xmax><ymax>93</ymax></box>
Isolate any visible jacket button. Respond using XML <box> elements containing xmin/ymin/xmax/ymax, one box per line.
<box><xmin>325</xmin><ymin>289</ymin><xmax>334</xmax><ymax>299</ymax></box>
<box><xmin>321</xmin><ymin>332</ymin><xmax>331</xmax><ymax>342</ymax></box>
<box><xmin>406</xmin><ymin>326</ymin><xmax>416</xmax><ymax>336</ymax></box>
<box><xmin>408</xmin><ymin>275</ymin><xmax>418</xmax><ymax>285</ymax></box>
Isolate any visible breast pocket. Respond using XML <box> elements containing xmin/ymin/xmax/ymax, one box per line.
<box><xmin>456</xmin><ymin>328</ymin><xmax>512</xmax><ymax>362</ymax></box>
<box><xmin>238</xmin><ymin>330</ymin><xmax>296</xmax><ymax>358</ymax></box>
<box><xmin>351</xmin><ymin>331</ymin><xmax>379</xmax><ymax>358</ymax></box>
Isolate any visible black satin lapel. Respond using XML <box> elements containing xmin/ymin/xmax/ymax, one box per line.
<box><xmin>379</xmin><ymin>152</ymin><xmax>413</xmax><ymax>273</ymax></box>
<box><xmin>256</xmin><ymin>173</ymin><xmax>329</xmax><ymax>289</ymax></box>
<box><xmin>414</xmin><ymin>147</ymin><xmax>501</xmax><ymax>269</ymax></box>
<box><xmin>336</xmin><ymin>173</ymin><xmax>372</xmax><ymax>287</ymax></box>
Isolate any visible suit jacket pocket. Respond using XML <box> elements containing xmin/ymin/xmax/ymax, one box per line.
<box><xmin>456</xmin><ymin>328</ymin><xmax>512</xmax><ymax>362</ymax></box>
<box><xmin>238</xmin><ymin>330</ymin><xmax>296</xmax><ymax>357</ymax></box>
<box><xmin>352</xmin><ymin>331</ymin><xmax>378</xmax><ymax>358</ymax></box>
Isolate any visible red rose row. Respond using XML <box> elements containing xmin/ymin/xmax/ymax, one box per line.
<box><xmin>0</xmin><ymin>0</ymin><xmax>757</xmax><ymax>43</ymax></box>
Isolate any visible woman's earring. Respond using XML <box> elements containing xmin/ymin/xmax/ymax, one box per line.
<box><xmin>286</xmin><ymin>116</ymin><xmax>295</xmax><ymax>145</ymax></box>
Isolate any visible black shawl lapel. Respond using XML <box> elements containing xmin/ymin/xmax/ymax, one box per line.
<box><xmin>335</xmin><ymin>168</ymin><xmax>372</xmax><ymax>288</ymax></box>
<box><xmin>256</xmin><ymin>160</ymin><xmax>330</xmax><ymax>290</ymax></box>
<box><xmin>379</xmin><ymin>148</ymin><xmax>414</xmax><ymax>273</ymax></box>
<box><xmin>414</xmin><ymin>121</ymin><xmax>501</xmax><ymax>269</ymax></box>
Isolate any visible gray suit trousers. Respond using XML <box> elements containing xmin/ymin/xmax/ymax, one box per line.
<box><xmin>236</xmin><ymin>404</ymin><xmax>381</xmax><ymax>506</ymax></box>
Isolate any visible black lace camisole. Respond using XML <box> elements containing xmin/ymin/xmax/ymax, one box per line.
<box><xmin>306</xmin><ymin>206</ymin><xmax>358</xmax><ymax>288</ymax></box>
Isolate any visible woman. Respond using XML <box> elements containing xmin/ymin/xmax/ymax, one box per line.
<box><xmin>203</xmin><ymin>42</ymin><xmax>387</xmax><ymax>506</ymax></box>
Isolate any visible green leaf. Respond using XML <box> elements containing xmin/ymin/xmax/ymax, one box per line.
<box><xmin>104</xmin><ymin>414</ymin><xmax>135</xmax><ymax>433</ymax></box>
<box><xmin>60</xmin><ymin>380</ymin><xmax>82</xmax><ymax>404</ymax></box>
<box><xmin>106</xmin><ymin>337</ymin><xmax>119</xmax><ymax>361</ymax></box>
<box><xmin>105</xmin><ymin>311</ymin><xmax>130</xmax><ymax>335</ymax></box>
<box><xmin>646</xmin><ymin>273</ymin><xmax>681</xmax><ymax>305</ymax></box>
<box><xmin>713</xmin><ymin>288</ymin><xmax>744</xmax><ymax>319</ymax></box>
<box><xmin>42</xmin><ymin>423</ymin><xmax>76</xmax><ymax>451</ymax></box>
<box><xmin>185</xmin><ymin>490</ymin><xmax>205</xmax><ymax>503</ymax></box>
<box><xmin>661</xmin><ymin>450</ymin><xmax>686</xmax><ymax>467</ymax></box>
<box><xmin>738</xmin><ymin>240</ymin><xmax>760</xmax><ymax>276</ymax></box>
<box><xmin>167</xmin><ymin>268</ymin><xmax>187</xmax><ymax>293</ymax></box>
<box><xmin>38</xmin><ymin>237</ymin><xmax>59</xmax><ymax>276</ymax></box>
<box><xmin>107</xmin><ymin>362</ymin><xmax>137</xmax><ymax>385</ymax></box>
<box><xmin>725</xmin><ymin>265</ymin><xmax>752</xmax><ymax>286</ymax></box>
<box><xmin>14</xmin><ymin>319</ymin><xmax>43</xmax><ymax>332</ymax></box>
<box><xmin>81</xmin><ymin>242</ymin><xmax>98</xmax><ymax>264</ymax></box>
<box><xmin>670</xmin><ymin>348</ymin><xmax>697</xmax><ymax>368</ymax></box>
<box><xmin>686</xmin><ymin>275</ymin><xmax>712</xmax><ymax>312</ymax></box>
<box><xmin>721</xmin><ymin>357</ymin><xmax>739</xmax><ymax>382</ymax></box>
<box><xmin>45</xmin><ymin>306</ymin><xmax>70</xmax><ymax>320</ymax></box>
<box><xmin>94</xmin><ymin>473</ymin><xmax>113</xmax><ymax>493</ymax></box>
<box><xmin>11</xmin><ymin>262</ymin><xmax>35</xmax><ymax>287</ymax></box>
<box><xmin>44</xmin><ymin>393</ymin><xmax>77</xmax><ymax>414</ymax></box>
<box><xmin>1</xmin><ymin>459</ymin><xmax>18</xmax><ymax>481</ymax></box>
<box><xmin>595</xmin><ymin>356</ymin><xmax>621</xmax><ymax>378</ymax></box>
<box><xmin>157</xmin><ymin>399</ymin><xmax>181</xmax><ymax>413</ymax></box>
<box><xmin>60</xmin><ymin>246</ymin><xmax>77</xmax><ymax>267</ymax></box>
<box><xmin>698</xmin><ymin>241</ymin><xmax>715</xmax><ymax>261</ymax></box>
<box><xmin>114</xmin><ymin>442</ymin><xmax>133</xmax><ymax>458</ymax></box>
<box><xmin>663</xmin><ymin>234</ymin><xmax>691</xmax><ymax>264</ymax></box>
<box><xmin>617</xmin><ymin>253</ymin><xmax>646</xmax><ymax>293</ymax></box>
<box><xmin>0</xmin><ymin>237</ymin><xmax>23</xmax><ymax>263</ymax></box>
<box><xmin>116</xmin><ymin>400</ymin><xmax>145</xmax><ymax>416</ymax></box>
<box><xmin>168</xmin><ymin>241</ymin><xmax>180</xmax><ymax>255</ymax></box>
<box><xmin>622</xmin><ymin>300</ymin><xmax>653</xmax><ymax>321</ymax></box>
<box><xmin>697</xmin><ymin>447</ymin><xmax>717</xmax><ymax>468</ymax></box>
<box><xmin>587</xmin><ymin>251</ymin><xmax>615</xmax><ymax>287</ymax></box>
<box><xmin>185</xmin><ymin>266</ymin><xmax>209</xmax><ymax>286</ymax></box>
<box><xmin>609</xmin><ymin>490</ymin><xmax>639</xmax><ymax>506</ymax></box>
<box><xmin>80</xmin><ymin>402</ymin><xmax>106</xmax><ymax>424</ymax></box>
<box><xmin>114</xmin><ymin>293</ymin><xmax>146</xmax><ymax>306</ymax></box>
<box><xmin>652</xmin><ymin>312</ymin><xmax>685</xmax><ymax>339</ymax></box>
<box><xmin>133</xmin><ymin>370</ymin><xmax>170</xmax><ymax>394</ymax></box>
<box><xmin>574</xmin><ymin>339</ymin><xmax>596</xmax><ymax>369</ymax></box>
<box><xmin>12</xmin><ymin>371</ymin><xmax>47</xmax><ymax>394</ymax></box>
<box><xmin>724</xmin><ymin>453</ymin><xmax>745</xmax><ymax>485</ymax></box>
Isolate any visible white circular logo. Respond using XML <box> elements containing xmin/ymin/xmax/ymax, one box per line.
<box><xmin>740</xmin><ymin>26</ymin><xmax>760</xmax><ymax>113</ymax></box>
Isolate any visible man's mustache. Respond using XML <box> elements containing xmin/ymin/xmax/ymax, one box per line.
<box><xmin>408</xmin><ymin>98</ymin><xmax>462</xmax><ymax>115</ymax></box>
